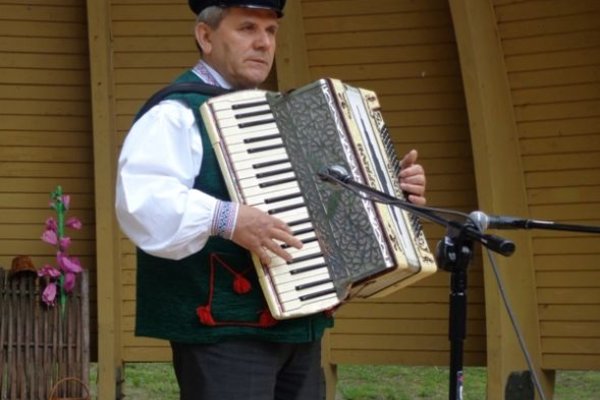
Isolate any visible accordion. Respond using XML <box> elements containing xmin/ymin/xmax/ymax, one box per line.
<box><xmin>200</xmin><ymin>78</ymin><xmax>436</xmax><ymax>319</ymax></box>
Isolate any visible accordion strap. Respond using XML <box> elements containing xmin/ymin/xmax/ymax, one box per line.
<box><xmin>136</xmin><ymin>82</ymin><xmax>231</xmax><ymax>119</ymax></box>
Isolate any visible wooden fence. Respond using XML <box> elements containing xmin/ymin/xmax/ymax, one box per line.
<box><xmin>0</xmin><ymin>268</ymin><xmax>89</xmax><ymax>400</ymax></box>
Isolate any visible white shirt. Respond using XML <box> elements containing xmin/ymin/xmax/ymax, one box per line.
<box><xmin>115</xmin><ymin>62</ymin><xmax>232</xmax><ymax>260</ymax></box>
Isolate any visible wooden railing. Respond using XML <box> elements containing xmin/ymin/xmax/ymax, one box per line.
<box><xmin>0</xmin><ymin>268</ymin><xmax>89</xmax><ymax>400</ymax></box>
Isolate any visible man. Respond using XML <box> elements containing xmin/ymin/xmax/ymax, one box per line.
<box><xmin>115</xmin><ymin>1</ymin><xmax>427</xmax><ymax>399</ymax></box>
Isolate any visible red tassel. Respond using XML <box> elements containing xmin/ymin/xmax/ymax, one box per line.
<box><xmin>258</xmin><ymin>309</ymin><xmax>277</xmax><ymax>327</ymax></box>
<box><xmin>233</xmin><ymin>275</ymin><xmax>252</xmax><ymax>294</ymax></box>
<box><xmin>196</xmin><ymin>305</ymin><xmax>216</xmax><ymax>326</ymax></box>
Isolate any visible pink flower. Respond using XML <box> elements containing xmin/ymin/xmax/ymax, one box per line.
<box><xmin>41</xmin><ymin>229</ymin><xmax>58</xmax><ymax>245</ymax></box>
<box><xmin>57</xmin><ymin>253</ymin><xmax>82</xmax><ymax>274</ymax></box>
<box><xmin>38</xmin><ymin>264</ymin><xmax>62</xmax><ymax>279</ymax></box>
<box><xmin>65</xmin><ymin>217</ymin><xmax>82</xmax><ymax>230</ymax></box>
<box><xmin>61</xmin><ymin>195</ymin><xmax>70</xmax><ymax>210</ymax></box>
<box><xmin>59</xmin><ymin>236</ymin><xmax>71</xmax><ymax>250</ymax></box>
<box><xmin>63</xmin><ymin>272</ymin><xmax>76</xmax><ymax>292</ymax></box>
<box><xmin>45</xmin><ymin>217</ymin><xmax>57</xmax><ymax>231</ymax></box>
<box><xmin>41</xmin><ymin>282</ymin><xmax>57</xmax><ymax>305</ymax></box>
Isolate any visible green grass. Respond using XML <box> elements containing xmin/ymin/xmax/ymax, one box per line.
<box><xmin>90</xmin><ymin>363</ymin><xmax>600</xmax><ymax>399</ymax></box>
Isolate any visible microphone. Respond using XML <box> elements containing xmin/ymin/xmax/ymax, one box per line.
<box><xmin>469</xmin><ymin>211</ymin><xmax>528</xmax><ymax>231</ymax></box>
<box><xmin>317</xmin><ymin>165</ymin><xmax>352</xmax><ymax>184</ymax></box>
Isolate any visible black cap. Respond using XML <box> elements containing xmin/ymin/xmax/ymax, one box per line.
<box><xmin>188</xmin><ymin>0</ymin><xmax>286</xmax><ymax>17</ymax></box>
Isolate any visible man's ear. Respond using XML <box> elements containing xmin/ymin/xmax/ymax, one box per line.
<box><xmin>195</xmin><ymin>23</ymin><xmax>212</xmax><ymax>55</ymax></box>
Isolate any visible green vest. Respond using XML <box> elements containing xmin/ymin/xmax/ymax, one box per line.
<box><xmin>135</xmin><ymin>70</ymin><xmax>333</xmax><ymax>343</ymax></box>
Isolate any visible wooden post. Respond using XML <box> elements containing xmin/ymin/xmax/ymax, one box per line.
<box><xmin>274</xmin><ymin>0</ymin><xmax>312</xmax><ymax>91</ymax></box>
<box><xmin>86</xmin><ymin>1</ymin><xmax>123</xmax><ymax>398</ymax></box>
<box><xmin>448</xmin><ymin>1</ymin><xmax>554</xmax><ymax>398</ymax></box>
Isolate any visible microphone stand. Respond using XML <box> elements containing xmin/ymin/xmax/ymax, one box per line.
<box><xmin>319</xmin><ymin>168</ymin><xmax>600</xmax><ymax>400</ymax></box>
<box><xmin>318</xmin><ymin>169</ymin><xmax>514</xmax><ymax>400</ymax></box>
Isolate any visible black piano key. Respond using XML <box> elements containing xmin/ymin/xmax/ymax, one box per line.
<box><xmin>256</xmin><ymin>167</ymin><xmax>294</xmax><ymax>179</ymax></box>
<box><xmin>244</xmin><ymin>133</ymin><xmax>281</xmax><ymax>144</ymax></box>
<box><xmin>265</xmin><ymin>192</ymin><xmax>302</xmax><ymax>204</ymax></box>
<box><xmin>247</xmin><ymin>143</ymin><xmax>284</xmax><ymax>153</ymax></box>
<box><xmin>288</xmin><ymin>217</ymin><xmax>311</xmax><ymax>227</ymax></box>
<box><xmin>232</xmin><ymin>100</ymin><xmax>268</xmax><ymax>109</ymax></box>
<box><xmin>300</xmin><ymin>288</ymin><xmax>337</xmax><ymax>301</ymax></box>
<box><xmin>289</xmin><ymin>256</ymin><xmax>325</xmax><ymax>270</ymax></box>
<box><xmin>239</xmin><ymin>118</ymin><xmax>276</xmax><ymax>128</ymax></box>
<box><xmin>258</xmin><ymin>176</ymin><xmax>296</xmax><ymax>188</ymax></box>
<box><xmin>291</xmin><ymin>226</ymin><xmax>314</xmax><ymax>236</ymax></box>
<box><xmin>253</xmin><ymin>158</ymin><xmax>289</xmax><ymax>169</ymax></box>
<box><xmin>281</xmin><ymin>236</ymin><xmax>318</xmax><ymax>249</ymax></box>
<box><xmin>235</xmin><ymin>109</ymin><xmax>273</xmax><ymax>119</ymax></box>
<box><xmin>295</xmin><ymin>278</ymin><xmax>333</xmax><ymax>291</ymax></box>
<box><xmin>267</xmin><ymin>202</ymin><xmax>305</xmax><ymax>215</ymax></box>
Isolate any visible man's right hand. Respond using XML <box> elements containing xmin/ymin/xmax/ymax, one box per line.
<box><xmin>231</xmin><ymin>204</ymin><xmax>302</xmax><ymax>266</ymax></box>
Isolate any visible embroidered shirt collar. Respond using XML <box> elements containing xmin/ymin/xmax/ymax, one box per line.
<box><xmin>192</xmin><ymin>60</ymin><xmax>232</xmax><ymax>89</ymax></box>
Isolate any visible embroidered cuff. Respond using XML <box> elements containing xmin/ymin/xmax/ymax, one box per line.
<box><xmin>211</xmin><ymin>201</ymin><xmax>239</xmax><ymax>240</ymax></box>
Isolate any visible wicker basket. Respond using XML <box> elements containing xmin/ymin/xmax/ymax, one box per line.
<box><xmin>48</xmin><ymin>377</ymin><xmax>91</xmax><ymax>400</ymax></box>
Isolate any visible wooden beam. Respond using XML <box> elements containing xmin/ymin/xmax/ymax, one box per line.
<box><xmin>447</xmin><ymin>1</ymin><xmax>555</xmax><ymax>398</ymax></box>
<box><xmin>86</xmin><ymin>0</ymin><xmax>123</xmax><ymax>398</ymax></box>
<box><xmin>274</xmin><ymin>0</ymin><xmax>311</xmax><ymax>91</ymax></box>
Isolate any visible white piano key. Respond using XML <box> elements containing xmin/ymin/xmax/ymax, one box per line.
<box><xmin>277</xmin><ymin>281</ymin><xmax>335</xmax><ymax>302</ymax></box>
<box><xmin>271</xmin><ymin>268</ymin><xmax>331</xmax><ymax>287</ymax></box>
<box><xmin>281</xmin><ymin>293</ymin><xmax>340</xmax><ymax>314</ymax></box>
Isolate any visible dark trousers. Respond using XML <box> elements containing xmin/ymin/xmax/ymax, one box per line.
<box><xmin>170</xmin><ymin>339</ymin><xmax>324</xmax><ymax>400</ymax></box>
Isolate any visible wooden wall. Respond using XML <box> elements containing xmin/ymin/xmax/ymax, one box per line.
<box><xmin>299</xmin><ymin>0</ymin><xmax>484</xmax><ymax>366</ymax></box>
<box><xmin>0</xmin><ymin>0</ymin><xmax>97</xmax><ymax>355</ymax></box>
<box><xmin>493</xmin><ymin>0</ymin><xmax>600</xmax><ymax>370</ymax></box>
<box><xmin>2</xmin><ymin>2</ymin><xmax>599</xmax><ymax>398</ymax></box>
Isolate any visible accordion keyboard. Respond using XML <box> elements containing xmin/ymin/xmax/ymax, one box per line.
<box><xmin>202</xmin><ymin>91</ymin><xmax>341</xmax><ymax>318</ymax></box>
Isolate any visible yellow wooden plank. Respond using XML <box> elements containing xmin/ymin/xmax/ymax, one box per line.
<box><xmin>513</xmin><ymin>84</ymin><xmax>600</xmax><ymax>106</ymax></box>
<box><xmin>306</xmin><ymin>26</ymin><xmax>455</xmax><ymax>50</ymax></box>
<box><xmin>526</xmin><ymin>169</ymin><xmax>600</xmax><ymax>188</ymax></box>
<box><xmin>537</xmin><ymin>288</ymin><xmax>600</xmax><ymax>304</ymax></box>
<box><xmin>523</xmin><ymin>153</ymin><xmax>600</xmax><ymax>173</ymax></box>
<box><xmin>532</xmin><ymin>237</ymin><xmax>600</xmax><ymax>256</ymax></box>
<box><xmin>303</xmin><ymin>11</ymin><xmax>452</xmax><ymax>34</ymax></box>
<box><xmin>540</xmin><ymin>321</ymin><xmax>600</xmax><ymax>337</ymax></box>
<box><xmin>0</xmin><ymin>99</ymin><xmax>90</xmax><ymax>116</ymax></box>
<box><xmin>330</xmin><ymin>333</ymin><xmax>484</xmax><ymax>351</ymax></box>
<box><xmin>534</xmin><ymin>254</ymin><xmax>600</xmax><ymax>271</ymax></box>
<box><xmin>307</xmin><ymin>44</ymin><xmax>459</xmax><ymax>66</ymax></box>
<box><xmin>0</xmin><ymin>85</ymin><xmax>90</xmax><ymax>101</ymax></box>
<box><xmin>542</xmin><ymin>354</ymin><xmax>600</xmax><ymax>370</ymax></box>
<box><xmin>310</xmin><ymin>59</ymin><xmax>461</xmax><ymax>81</ymax></box>
<box><xmin>0</xmin><ymin>4</ymin><xmax>86</xmax><ymax>22</ymax></box>
<box><xmin>518</xmin><ymin>117</ymin><xmax>600</xmax><ymax>138</ymax></box>
<box><xmin>123</xmin><ymin>347</ymin><xmax>171</xmax><ymax>363</ymax></box>
<box><xmin>0</xmin><ymin>115</ymin><xmax>91</xmax><ymax>131</ymax></box>
<box><xmin>498</xmin><ymin>12</ymin><xmax>600</xmax><ymax>39</ymax></box>
<box><xmin>539</xmin><ymin>304</ymin><xmax>599</xmax><ymax>321</ymax></box>
<box><xmin>0</xmin><ymin>53</ymin><xmax>89</xmax><ymax>69</ymax></box>
<box><xmin>509</xmin><ymin>65</ymin><xmax>599</xmax><ymax>89</ymax></box>
<box><xmin>330</xmin><ymin>349</ymin><xmax>486</xmax><ymax>366</ymax></box>
<box><xmin>1</xmin><ymin>131</ymin><xmax>92</xmax><ymax>146</ymax></box>
<box><xmin>332</xmin><ymin>318</ymin><xmax>485</xmax><ymax>335</ymax></box>
<box><xmin>503</xmin><ymin>31</ymin><xmax>600</xmax><ymax>56</ymax></box>
<box><xmin>0</xmin><ymin>37</ymin><xmax>88</xmax><ymax>54</ymax></box>
<box><xmin>334</xmin><ymin>303</ymin><xmax>485</xmax><ymax>319</ymax></box>
<box><xmin>542</xmin><ymin>338</ymin><xmax>600</xmax><ymax>354</ymax></box>
<box><xmin>515</xmin><ymin>101</ymin><xmax>600</xmax><ymax>123</ymax></box>
<box><xmin>536</xmin><ymin>271</ymin><xmax>600</xmax><ymax>288</ymax></box>
<box><xmin>302</xmin><ymin>0</ymin><xmax>447</xmax><ymax>17</ymax></box>
<box><xmin>506</xmin><ymin>48</ymin><xmax>600</xmax><ymax>73</ymax></box>
<box><xmin>112</xmin><ymin>21</ymin><xmax>192</xmax><ymax>36</ymax></box>
<box><xmin>494</xmin><ymin>0</ymin><xmax>600</xmax><ymax>22</ymax></box>
<box><xmin>0</xmin><ymin>161</ymin><xmax>93</xmax><ymax>178</ymax></box>
<box><xmin>0</xmin><ymin>147</ymin><xmax>92</xmax><ymax>162</ymax></box>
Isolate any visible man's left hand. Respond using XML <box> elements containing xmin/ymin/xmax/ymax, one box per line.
<box><xmin>399</xmin><ymin>149</ymin><xmax>427</xmax><ymax>205</ymax></box>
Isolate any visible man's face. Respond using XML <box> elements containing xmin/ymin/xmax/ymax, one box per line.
<box><xmin>196</xmin><ymin>7</ymin><xmax>279</xmax><ymax>89</ymax></box>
